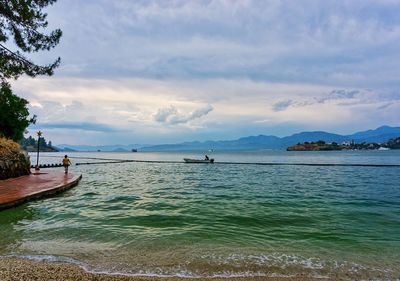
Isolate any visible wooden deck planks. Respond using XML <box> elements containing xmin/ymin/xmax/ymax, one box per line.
<box><xmin>0</xmin><ymin>170</ymin><xmax>82</xmax><ymax>210</ymax></box>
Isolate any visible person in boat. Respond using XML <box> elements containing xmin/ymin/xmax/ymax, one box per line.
<box><xmin>62</xmin><ymin>155</ymin><xmax>72</xmax><ymax>174</ymax></box>
<box><xmin>205</xmin><ymin>155</ymin><xmax>209</xmax><ymax>160</ymax></box>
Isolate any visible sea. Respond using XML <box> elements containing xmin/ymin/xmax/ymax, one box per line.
<box><xmin>1</xmin><ymin>150</ymin><xmax>400</xmax><ymax>280</ymax></box>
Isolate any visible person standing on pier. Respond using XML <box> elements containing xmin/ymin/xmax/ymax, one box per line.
<box><xmin>62</xmin><ymin>155</ymin><xmax>72</xmax><ymax>174</ymax></box>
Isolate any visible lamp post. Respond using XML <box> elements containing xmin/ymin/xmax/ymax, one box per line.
<box><xmin>35</xmin><ymin>131</ymin><xmax>42</xmax><ymax>170</ymax></box>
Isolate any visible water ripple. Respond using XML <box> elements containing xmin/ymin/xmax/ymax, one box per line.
<box><xmin>1</xmin><ymin>151</ymin><xmax>400</xmax><ymax>279</ymax></box>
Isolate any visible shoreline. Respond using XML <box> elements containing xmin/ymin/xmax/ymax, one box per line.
<box><xmin>0</xmin><ymin>257</ymin><xmax>338</xmax><ymax>281</ymax></box>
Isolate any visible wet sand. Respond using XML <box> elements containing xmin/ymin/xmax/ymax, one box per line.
<box><xmin>0</xmin><ymin>257</ymin><xmax>337</xmax><ymax>281</ymax></box>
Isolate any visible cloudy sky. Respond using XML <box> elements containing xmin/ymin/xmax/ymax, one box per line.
<box><xmin>10</xmin><ymin>0</ymin><xmax>400</xmax><ymax>145</ymax></box>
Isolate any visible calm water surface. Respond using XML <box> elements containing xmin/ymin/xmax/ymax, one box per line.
<box><xmin>1</xmin><ymin>151</ymin><xmax>400</xmax><ymax>279</ymax></box>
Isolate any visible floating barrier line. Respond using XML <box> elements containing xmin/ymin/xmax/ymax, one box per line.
<box><xmin>216</xmin><ymin>162</ymin><xmax>400</xmax><ymax>167</ymax></box>
<box><xmin>32</xmin><ymin>155</ymin><xmax>400</xmax><ymax>167</ymax></box>
<box><xmin>76</xmin><ymin>160</ymin><xmax>181</xmax><ymax>165</ymax></box>
<box><xmin>30</xmin><ymin>163</ymin><xmax>63</xmax><ymax>169</ymax></box>
<box><xmin>73</xmin><ymin>159</ymin><xmax>400</xmax><ymax>168</ymax></box>
<box><xmin>76</xmin><ymin>160</ymin><xmax>144</xmax><ymax>165</ymax></box>
<box><xmin>33</xmin><ymin>155</ymin><xmax>132</xmax><ymax>161</ymax></box>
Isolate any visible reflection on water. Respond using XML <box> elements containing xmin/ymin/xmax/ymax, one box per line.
<box><xmin>1</xmin><ymin>151</ymin><xmax>400</xmax><ymax>279</ymax></box>
<box><xmin>0</xmin><ymin>206</ymin><xmax>37</xmax><ymax>252</ymax></box>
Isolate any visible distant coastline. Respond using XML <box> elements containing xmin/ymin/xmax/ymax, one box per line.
<box><xmin>287</xmin><ymin>137</ymin><xmax>400</xmax><ymax>151</ymax></box>
<box><xmin>55</xmin><ymin>125</ymin><xmax>400</xmax><ymax>152</ymax></box>
<box><xmin>24</xmin><ymin>145</ymin><xmax>59</xmax><ymax>152</ymax></box>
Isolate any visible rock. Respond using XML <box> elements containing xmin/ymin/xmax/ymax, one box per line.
<box><xmin>0</xmin><ymin>140</ymin><xmax>31</xmax><ymax>180</ymax></box>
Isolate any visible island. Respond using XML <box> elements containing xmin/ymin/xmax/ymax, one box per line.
<box><xmin>19</xmin><ymin>136</ymin><xmax>59</xmax><ymax>152</ymax></box>
<box><xmin>287</xmin><ymin>137</ymin><xmax>400</xmax><ymax>151</ymax></box>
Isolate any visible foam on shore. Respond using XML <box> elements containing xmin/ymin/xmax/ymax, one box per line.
<box><xmin>0</xmin><ymin>256</ymin><xmax>336</xmax><ymax>281</ymax></box>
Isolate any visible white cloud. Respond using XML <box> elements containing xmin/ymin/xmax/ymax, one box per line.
<box><xmin>7</xmin><ymin>1</ymin><xmax>400</xmax><ymax>144</ymax></box>
<box><xmin>12</xmin><ymin>76</ymin><xmax>400</xmax><ymax>145</ymax></box>
<box><xmin>154</xmin><ymin>106</ymin><xmax>178</xmax><ymax>123</ymax></box>
<box><xmin>154</xmin><ymin>104</ymin><xmax>213</xmax><ymax>125</ymax></box>
<box><xmin>32</xmin><ymin>0</ymin><xmax>399</xmax><ymax>88</ymax></box>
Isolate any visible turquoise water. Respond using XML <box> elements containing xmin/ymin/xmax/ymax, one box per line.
<box><xmin>1</xmin><ymin>151</ymin><xmax>400</xmax><ymax>279</ymax></box>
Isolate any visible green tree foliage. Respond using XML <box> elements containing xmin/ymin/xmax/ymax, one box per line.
<box><xmin>384</xmin><ymin>137</ymin><xmax>400</xmax><ymax>149</ymax></box>
<box><xmin>19</xmin><ymin>134</ymin><xmax>57</xmax><ymax>151</ymax></box>
<box><xmin>0</xmin><ymin>0</ymin><xmax>62</xmax><ymax>81</ymax></box>
<box><xmin>0</xmin><ymin>1</ymin><xmax>61</xmax><ymax>142</ymax></box>
<box><xmin>0</xmin><ymin>81</ymin><xmax>36</xmax><ymax>141</ymax></box>
<box><xmin>19</xmin><ymin>135</ymin><xmax>36</xmax><ymax>147</ymax></box>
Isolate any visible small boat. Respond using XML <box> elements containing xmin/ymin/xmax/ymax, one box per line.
<box><xmin>183</xmin><ymin>158</ymin><xmax>214</xmax><ymax>163</ymax></box>
<box><xmin>378</xmin><ymin>147</ymin><xmax>390</xmax><ymax>151</ymax></box>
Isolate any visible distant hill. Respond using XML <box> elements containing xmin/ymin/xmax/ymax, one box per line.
<box><xmin>61</xmin><ymin>147</ymin><xmax>77</xmax><ymax>152</ymax></box>
<box><xmin>143</xmin><ymin>135</ymin><xmax>282</xmax><ymax>151</ymax></box>
<box><xmin>280</xmin><ymin>131</ymin><xmax>347</xmax><ymax>148</ymax></box>
<box><xmin>112</xmin><ymin>148</ymin><xmax>128</xmax><ymax>152</ymax></box>
<box><xmin>346</xmin><ymin>126</ymin><xmax>400</xmax><ymax>143</ymax></box>
<box><xmin>55</xmin><ymin>144</ymin><xmax>145</xmax><ymax>152</ymax></box>
<box><xmin>55</xmin><ymin>125</ymin><xmax>400</xmax><ymax>152</ymax></box>
<box><xmin>140</xmin><ymin>125</ymin><xmax>400</xmax><ymax>151</ymax></box>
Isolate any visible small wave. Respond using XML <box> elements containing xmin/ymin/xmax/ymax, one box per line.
<box><xmin>1</xmin><ymin>253</ymin><xmax>396</xmax><ymax>280</ymax></box>
<box><xmin>0</xmin><ymin>254</ymin><xmax>312</xmax><ymax>279</ymax></box>
<box><xmin>3</xmin><ymin>254</ymin><xmax>88</xmax><ymax>267</ymax></box>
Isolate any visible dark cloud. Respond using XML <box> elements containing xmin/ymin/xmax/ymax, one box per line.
<box><xmin>325</xmin><ymin>89</ymin><xmax>359</xmax><ymax>100</ymax></box>
<box><xmin>377</xmin><ymin>102</ymin><xmax>397</xmax><ymax>110</ymax></box>
<box><xmin>272</xmin><ymin>100</ymin><xmax>294</xmax><ymax>112</ymax></box>
<box><xmin>272</xmin><ymin>89</ymin><xmax>385</xmax><ymax>111</ymax></box>
<box><xmin>38</xmin><ymin>0</ymin><xmax>400</xmax><ymax>88</ymax></box>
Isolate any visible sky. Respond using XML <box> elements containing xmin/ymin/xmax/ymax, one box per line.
<box><xmin>9</xmin><ymin>0</ymin><xmax>400</xmax><ymax>145</ymax></box>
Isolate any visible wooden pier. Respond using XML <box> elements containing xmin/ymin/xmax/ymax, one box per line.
<box><xmin>0</xmin><ymin>170</ymin><xmax>82</xmax><ymax>211</ymax></box>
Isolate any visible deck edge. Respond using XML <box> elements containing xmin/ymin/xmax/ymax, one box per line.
<box><xmin>0</xmin><ymin>174</ymin><xmax>82</xmax><ymax>211</ymax></box>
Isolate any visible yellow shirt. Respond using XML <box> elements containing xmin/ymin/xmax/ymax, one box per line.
<box><xmin>62</xmin><ymin>158</ymin><xmax>70</xmax><ymax>166</ymax></box>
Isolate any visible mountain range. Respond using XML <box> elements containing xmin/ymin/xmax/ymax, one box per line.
<box><xmin>56</xmin><ymin>125</ymin><xmax>400</xmax><ymax>152</ymax></box>
<box><xmin>55</xmin><ymin>144</ymin><xmax>145</xmax><ymax>152</ymax></box>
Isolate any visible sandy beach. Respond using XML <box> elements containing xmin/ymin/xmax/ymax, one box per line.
<box><xmin>0</xmin><ymin>257</ymin><xmax>337</xmax><ymax>281</ymax></box>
